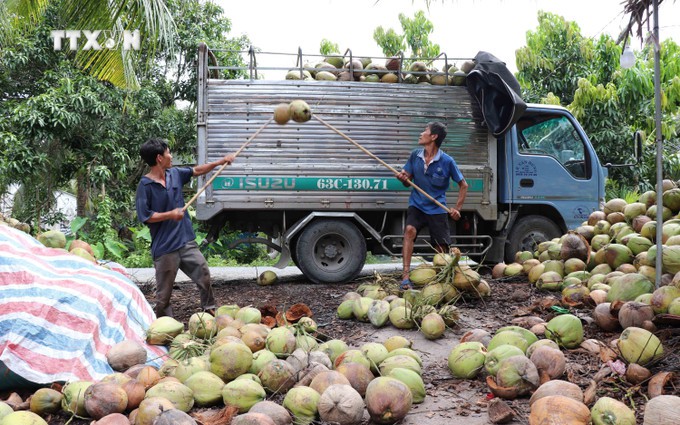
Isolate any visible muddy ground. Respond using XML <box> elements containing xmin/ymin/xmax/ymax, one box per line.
<box><xmin>8</xmin><ymin>268</ymin><xmax>680</xmax><ymax>424</ymax></box>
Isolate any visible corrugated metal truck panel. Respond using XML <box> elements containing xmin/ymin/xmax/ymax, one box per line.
<box><xmin>199</xmin><ymin>79</ymin><xmax>495</xmax><ymax>218</ymax></box>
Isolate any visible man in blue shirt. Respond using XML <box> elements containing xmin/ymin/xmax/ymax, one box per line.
<box><xmin>135</xmin><ymin>138</ymin><xmax>235</xmax><ymax>318</ymax></box>
<box><xmin>396</xmin><ymin>122</ymin><xmax>468</xmax><ymax>289</ymax></box>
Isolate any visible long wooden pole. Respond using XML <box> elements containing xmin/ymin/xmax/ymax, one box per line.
<box><xmin>313</xmin><ymin>114</ymin><xmax>451</xmax><ymax>213</ymax></box>
<box><xmin>183</xmin><ymin>118</ymin><xmax>273</xmax><ymax>212</ymax></box>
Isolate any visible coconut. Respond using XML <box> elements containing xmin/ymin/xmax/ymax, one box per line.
<box><xmin>593</xmin><ymin>220</ymin><xmax>612</xmax><ymax>236</ymax></box>
<box><xmin>592</xmin><ymin>302</ymin><xmax>620</xmax><ymax>331</ymax></box>
<box><xmin>650</xmin><ymin>285</ymin><xmax>680</xmax><ymax>313</ymax></box>
<box><xmin>173</xmin><ymin>355</ymin><xmax>210</xmax><ymax>382</ymax></box>
<box><xmin>83</xmin><ymin>382</ymin><xmax>128</xmax><ymax>419</ymax></box>
<box><xmin>494</xmin><ymin>355</ymin><xmax>539</xmax><ymax>396</ymax></box>
<box><xmin>37</xmin><ymin>229</ymin><xmax>66</xmax><ymax>248</ymax></box>
<box><xmin>487</xmin><ymin>330</ymin><xmax>530</xmax><ymax>353</ymax></box>
<box><xmin>604</xmin><ymin>198</ymin><xmax>627</xmax><ymax>215</ymax></box>
<box><xmin>249</xmin><ymin>401</ymin><xmax>293</xmax><ymax>425</ymax></box>
<box><xmin>222</xmin><ymin>379</ymin><xmax>266</xmax><ymax>412</ymax></box>
<box><xmin>383</xmin><ymin>335</ymin><xmax>412</xmax><ymax>352</ymax></box>
<box><xmin>273</xmin><ymin>103</ymin><xmax>291</xmax><ymax>125</ymax></box>
<box><xmin>360</xmin><ymin>342</ymin><xmax>388</xmax><ymax>373</ymax></box>
<box><xmin>484</xmin><ymin>345</ymin><xmax>525</xmax><ymax>376</ymax></box>
<box><xmin>265</xmin><ymin>327</ymin><xmax>296</xmax><ymax>357</ymax></box>
<box><xmin>106</xmin><ymin>340</ymin><xmax>147</xmax><ymax>371</ymax></box>
<box><xmin>120</xmin><ymin>379</ymin><xmax>145</xmax><ymax>410</ymax></box>
<box><xmin>536</xmin><ymin>271</ymin><xmax>563</xmax><ymax>291</ymax></box>
<box><xmin>383</xmin><ymin>347</ymin><xmax>422</xmax><ymax>366</ymax></box>
<box><xmin>318</xmin><ymin>339</ymin><xmax>349</xmax><ymax>362</ymax></box>
<box><xmin>145</xmin><ymin>380</ymin><xmax>194</xmax><ymax>412</ymax></box>
<box><xmin>545</xmin><ymin>314</ymin><xmax>583</xmax><ymax>349</ymax></box>
<box><xmin>385</xmin><ymin>368</ymin><xmax>425</xmax><ymax>404</ymax></box>
<box><xmin>91</xmin><ymin>413</ymin><xmax>131</xmax><ymax>425</ymax></box>
<box><xmin>351</xmin><ymin>297</ymin><xmax>372</xmax><ymax>322</ymax></box>
<box><xmin>231</xmin><ymin>412</ymin><xmax>277</xmax><ymax>425</ymax></box>
<box><xmin>259</xmin><ymin>359</ymin><xmax>296</xmax><ymax>394</ymax></box>
<box><xmin>522</xmin><ymin>259</ymin><xmax>541</xmax><ymax>274</ymax></box>
<box><xmin>216</xmin><ymin>304</ymin><xmax>240</xmax><ymax>318</ymax></box>
<box><xmin>367</xmin><ymin>299</ymin><xmax>391</xmax><ymax>327</ymax></box>
<box><xmin>607</xmin><ymin>273</ymin><xmax>654</xmax><ymax>302</ymax></box>
<box><xmin>336</xmin><ymin>299</ymin><xmax>355</xmax><ymax>319</ymax></box>
<box><xmin>452</xmin><ymin>265</ymin><xmax>481</xmax><ymax>290</ymax></box>
<box><xmin>61</xmin><ymin>381</ymin><xmax>93</xmax><ymax>416</ymax></box>
<box><xmin>529</xmin><ymin>380</ymin><xmax>584</xmax><ymax>406</ymax></box>
<box><xmin>0</xmin><ymin>411</ymin><xmax>48</xmax><ymax>424</ymax></box>
<box><xmin>503</xmin><ymin>262</ymin><xmax>524</xmax><ymax>277</ymax></box>
<box><xmin>604</xmin><ymin>244</ymin><xmax>635</xmax><ymax>269</ymax></box>
<box><xmin>152</xmin><ymin>409</ymin><xmax>197</xmax><ymax>425</ymax></box>
<box><xmin>29</xmin><ymin>388</ymin><xmax>62</xmax><ymax>416</ymax></box>
<box><xmin>409</xmin><ymin>267</ymin><xmax>437</xmax><ymax>286</ymax></box>
<box><xmin>183</xmin><ymin>371</ymin><xmax>224</xmax><ymax>406</ymax></box>
<box><xmin>135</xmin><ymin>397</ymin><xmax>176</xmax><ymax>425</ymax></box>
<box><xmin>210</xmin><ymin>341</ymin><xmax>253</xmax><ymax>381</ymax></box>
<box><xmin>527</xmin><ymin>263</ymin><xmax>546</xmax><ymax>284</ymax></box>
<box><xmin>365</xmin><ymin>377</ymin><xmax>413</xmax><ymax>424</ymax></box>
<box><xmin>643</xmin><ymin>395</ymin><xmax>680</xmax><ymax>424</ymax></box>
<box><xmin>559</xmin><ymin>232</ymin><xmax>590</xmax><ymax>261</ymax></box>
<box><xmin>289</xmin><ymin>100</ymin><xmax>311</xmax><ymax>123</ymax></box>
<box><xmin>388</xmin><ymin>306</ymin><xmax>414</xmax><ymax>329</ymax></box>
<box><xmin>334</xmin><ymin>349</ymin><xmax>371</xmax><ymax>370</ymax></box>
<box><xmin>316</xmin><ymin>384</ymin><xmax>364</xmax><ymax>425</ymax></box>
<box><xmin>588</xmin><ymin>211</ymin><xmax>606</xmax><ymax>225</ymax></box>
<box><xmin>617</xmin><ymin>326</ymin><xmax>663</xmax><ymax>365</ymax></box>
<box><xmin>334</xmin><ymin>362</ymin><xmax>374</xmax><ymax>396</ymax></box>
<box><xmin>379</xmin><ymin>355</ymin><xmax>422</xmax><ymax>376</ymax></box>
<box><xmin>530</xmin><ymin>346</ymin><xmax>566</xmax><ymax>379</ymax></box>
<box><xmin>530</xmin><ymin>395</ymin><xmax>590</xmax><ymax>424</ymax></box>
<box><xmin>438</xmin><ymin>305</ymin><xmax>460</xmax><ymax>327</ymax></box>
<box><xmin>591</xmin><ymin>396</ymin><xmax>636</xmax><ymax>425</ymax></box>
<box><xmin>669</xmin><ymin>297</ymin><xmax>680</xmax><ymax>315</ymax></box>
<box><xmin>526</xmin><ymin>339</ymin><xmax>560</xmax><ymax>358</ymax></box>
<box><xmin>447</xmin><ymin>341</ymin><xmax>486</xmax><ymax>378</ymax></box>
<box><xmin>282</xmin><ymin>386</ymin><xmax>320</xmax><ymax>425</ymax></box>
<box><xmin>420</xmin><ymin>312</ymin><xmax>446</xmax><ymax>339</ymax></box>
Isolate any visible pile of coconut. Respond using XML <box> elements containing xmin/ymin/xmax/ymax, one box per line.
<box><xmin>0</xmin><ymin>304</ymin><xmax>428</xmax><ymax>425</ymax></box>
<box><xmin>336</xmin><ymin>249</ymin><xmax>490</xmax><ymax>340</ymax></box>
<box><xmin>447</xmin><ymin>317</ymin><xmax>679</xmax><ymax>424</ymax></box>
<box><xmin>0</xmin><ymin>213</ymin><xmax>31</xmax><ymax>234</ymax></box>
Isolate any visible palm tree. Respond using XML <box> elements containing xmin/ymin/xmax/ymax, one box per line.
<box><xmin>0</xmin><ymin>0</ymin><xmax>176</xmax><ymax>88</ymax></box>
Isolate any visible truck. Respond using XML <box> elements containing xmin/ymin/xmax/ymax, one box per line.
<box><xmin>194</xmin><ymin>43</ymin><xmax>611</xmax><ymax>284</ymax></box>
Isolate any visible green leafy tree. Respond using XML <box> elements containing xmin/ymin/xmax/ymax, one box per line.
<box><xmin>319</xmin><ymin>38</ymin><xmax>339</xmax><ymax>56</ymax></box>
<box><xmin>0</xmin><ymin>0</ymin><xmax>176</xmax><ymax>88</ymax></box>
<box><xmin>374</xmin><ymin>11</ymin><xmax>439</xmax><ymax>59</ymax></box>
<box><xmin>517</xmin><ymin>11</ymin><xmax>680</xmax><ymax>191</ymax></box>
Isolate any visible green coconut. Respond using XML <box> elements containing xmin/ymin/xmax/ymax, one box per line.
<box><xmin>61</xmin><ymin>381</ymin><xmax>93</xmax><ymax>416</ymax></box>
<box><xmin>37</xmin><ymin>230</ymin><xmax>66</xmax><ymax>248</ymax></box>
<box><xmin>379</xmin><ymin>355</ymin><xmax>422</xmax><ymax>376</ymax></box>
<box><xmin>617</xmin><ymin>326</ymin><xmax>663</xmax><ymax>365</ymax></box>
<box><xmin>495</xmin><ymin>355</ymin><xmax>540</xmax><ymax>396</ymax></box>
<box><xmin>606</xmin><ymin>273</ymin><xmax>654</xmax><ymax>302</ymax></box>
<box><xmin>210</xmin><ymin>342</ymin><xmax>253</xmax><ymax>381</ymax></box>
<box><xmin>650</xmin><ymin>285</ymin><xmax>680</xmax><ymax>313</ymax></box>
<box><xmin>0</xmin><ymin>411</ymin><xmax>48</xmax><ymax>425</ymax></box>
<box><xmin>447</xmin><ymin>341</ymin><xmax>486</xmax><ymax>378</ymax></box>
<box><xmin>484</xmin><ymin>344</ymin><xmax>525</xmax><ymax>376</ymax></box>
<box><xmin>147</xmin><ymin>316</ymin><xmax>185</xmax><ymax>345</ymax></box>
<box><xmin>383</xmin><ymin>347</ymin><xmax>422</xmax><ymax>366</ymax></box>
<box><xmin>438</xmin><ymin>305</ymin><xmax>460</xmax><ymax>327</ymax></box>
<box><xmin>536</xmin><ymin>271</ymin><xmax>563</xmax><ymax>291</ymax></box>
<box><xmin>352</xmin><ymin>297</ymin><xmax>373</xmax><ymax>322</ymax></box>
<box><xmin>265</xmin><ymin>327</ymin><xmax>296</xmax><ymax>358</ymax></box>
<box><xmin>496</xmin><ymin>326</ymin><xmax>539</xmax><ymax>347</ymax></box>
<box><xmin>663</xmin><ymin>187</ymin><xmax>680</xmax><ymax>212</ymax></box>
<box><xmin>282</xmin><ymin>386</ymin><xmax>320</xmax><ymax>425</ymax></box>
<box><xmin>409</xmin><ymin>267</ymin><xmax>437</xmax><ymax>286</ymax></box>
<box><xmin>590</xmin><ymin>234</ymin><xmax>611</xmax><ymax>251</ymax></box>
<box><xmin>188</xmin><ymin>312</ymin><xmax>217</xmax><ymax>339</ymax></box>
<box><xmin>487</xmin><ymin>330</ymin><xmax>530</xmax><ymax>353</ymax></box>
<box><xmin>183</xmin><ymin>371</ymin><xmax>224</xmax><ymax>406</ymax></box>
<box><xmin>388</xmin><ymin>306</ymin><xmax>414</xmax><ymax>329</ymax></box>
<box><xmin>421</xmin><ymin>283</ymin><xmax>445</xmax><ymax>305</ymax></box>
<box><xmin>364</xmin><ymin>377</ymin><xmax>412</xmax><ymax>424</ymax></box>
<box><xmin>222</xmin><ymin>379</ymin><xmax>266</xmax><ymax>413</ymax></box>
<box><xmin>593</xmin><ymin>220</ymin><xmax>611</xmax><ymax>236</ymax></box>
<box><xmin>591</xmin><ymin>396</ymin><xmax>636</xmax><ymax>425</ymax></box>
<box><xmin>604</xmin><ymin>198</ymin><xmax>627</xmax><ymax>215</ymax></box>
<box><xmin>366</xmin><ymin>300</ymin><xmax>391</xmax><ymax>328</ymax></box>
<box><xmin>145</xmin><ymin>381</ymin><xmax>194</xmax><ymax>412</ymax></box>
<box><xmin>420</xmin><ymin>312</ymin><xmax>446</xmax><ymax>339</ymax></box>
<box><xmin>258</xmin><ymin>359</ymin><xmax>296</xmax><ymax>394</ymax></box>
<box><xmin>544</xmin><ymin>314</ymin><xmax>584</xmax><ymax>349</ymax></box>
<box><xmin>318</xmin><ymin>339</ymin><xmax>349</xmax><ymax>363</ymax></box>
<box><xmin>604</xmin><ymin>244</ymin><xmax>634</xmax><ymax>269</ymax></box>
<box><xmin>336</xmin><ymin>299</ymin><xmax>355</xmax><ymax>319</ymax></box>
<box><xmin>387</xmin><ymin>368</ymin><xmax>426</xmax><ymax>403</ymax></box>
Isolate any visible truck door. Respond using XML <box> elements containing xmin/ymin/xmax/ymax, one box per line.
<box><xmin>510</xmin><ymin>110</ymin><xmax>601</xmax><ymax>230</ymax></box>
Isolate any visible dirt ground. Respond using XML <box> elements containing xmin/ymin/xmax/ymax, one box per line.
<box><xmin>9</xmin><ymin>268</ymin><xmax>680</xmax><ymax>424</ymax></box>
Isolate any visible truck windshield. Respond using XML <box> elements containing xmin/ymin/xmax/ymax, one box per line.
<box><xmin>517</xmin><ymin>115</ymin><xmax>589</xmax><ymax>179</ymax></box>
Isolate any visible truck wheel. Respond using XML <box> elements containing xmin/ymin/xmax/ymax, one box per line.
<box><xmin>295</xmin><ymin>219</ymin><xmax>367</xmax><ymax>284</ymax></box>
<box><xmin>506</xmin><ymin>215</ymin><xmax>561</xmax><ymax>263</ymax></box>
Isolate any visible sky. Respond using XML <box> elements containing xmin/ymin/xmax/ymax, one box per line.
<box><xmin>216</xmin><ymin>0</ymin><xmax>680</xmax><ymax>78</ymax></box>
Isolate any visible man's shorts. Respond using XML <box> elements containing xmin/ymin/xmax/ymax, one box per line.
<box><xmin>406</xmin><ymin>206</ymin><xmax>451</xmax><ymax>247</ymax></box>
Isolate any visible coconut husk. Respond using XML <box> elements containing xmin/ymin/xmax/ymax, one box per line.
<box><xmin>2</xmin><ymin>392</ymin><xmax>23</xmax><ymax>409</ymax></box>
<box><xmin>648</xmin><ymin>371</ymin><xmax>675</xmax><ymax>398</ymax></box>
<box><xmin>261</xmin><ymin>316</ymin><xmax>277</xmax><ymax>328</ymax></box>
<box><xmin>259</xmin><ymin>304</ymin><xmax>278</xmax><ymax>318</ymax></box>
<box><xmin>191</xmin><ymin>405</ymin><xmax>238</xmax><ymax>425</ymax></box>
<box><xmin>285</xmin><ymin>303</ymin><xmax>313</xmax><ymax>322</ymax></box>
<box><xmin>652</xmin><ymin>313</ymin><xmax>680</xmax><ymax>327</ymax></box>
<box><xmin>485</xmin><ymin>376</ymin><xmax>520</xmax><ymax>400</ymax></box>
<box><xmin>275</xmin><ymin>312</ymin><xmax>288</xmax><ymax>327</ymax></box>
<box><xmin>488</xmin><ymin>398</ymin><xmax>515</xmax><ymax>424</ymax></box>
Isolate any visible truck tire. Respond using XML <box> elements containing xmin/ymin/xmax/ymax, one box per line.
<box><xmin>294</xmin><ymin>219</ymin><xmax>367</xmax><ymax>284</ymax></box>
<box><xmin>506</xmin><ymin>215</ymin><xmax>561</xmax><ymax>263</ymax></box>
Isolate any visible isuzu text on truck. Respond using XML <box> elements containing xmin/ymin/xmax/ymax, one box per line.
<box><xmin>194</xmin><ymin>43</ymin><xmax>620</xmax><ymax>284</ymax></box>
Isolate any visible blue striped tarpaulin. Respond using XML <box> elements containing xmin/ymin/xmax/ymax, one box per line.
<box><xmin>0</xmin><ymin>225</ymin><xmax>166</xmax><ymax>389</ymax></box>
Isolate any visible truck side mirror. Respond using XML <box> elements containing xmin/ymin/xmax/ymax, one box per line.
<box><xmin>634</xmin><ymin>130</ymin><xmax>644</xmax><ymax>163</ymax></box>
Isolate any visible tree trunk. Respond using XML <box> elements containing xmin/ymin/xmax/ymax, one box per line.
<box><xmin>76</xmin><ymin>170</ymin><xmax>89</xmax><ymax>217</ymax></box>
